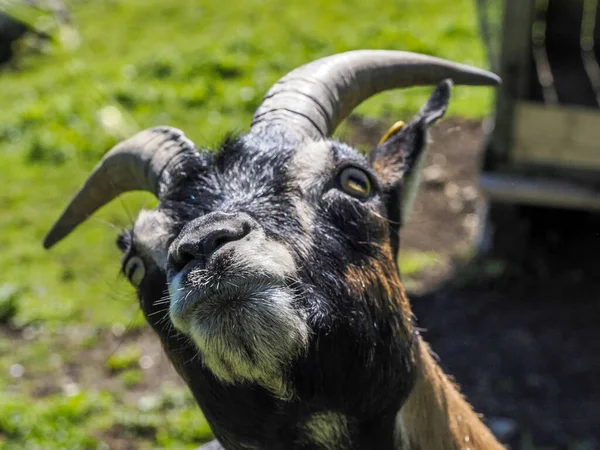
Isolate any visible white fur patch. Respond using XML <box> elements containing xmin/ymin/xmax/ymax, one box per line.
<box><xmin>291</xmin><ymin>199</ymin><xmax>315</xmax><ymax>260</ymax></box>
<box><xmin>288</xmin><ymin>141</ymin><xmax>333</xmax><ymax>257</ymax></box>
<box><xmin>190</xmin><ymin>286</ymin><xmax>308</xmax><ymax>398</ymax></box>
<box><xmin>293</xmin><ymin>199</ymin><xmax>315</xmax><ymax>234</ymax></box>
<box><xmin>291</xmin><ymin>141</ymin><xmax>333</xmax><ymax>192</ymax></box>
<box><xmin>133</xmin><ymin>209</ymin><xmax>174</xmax><ymax>269</ymax></box>
<box><xmin>302</xmin><ymin>412</ymin><xmax>351</xmax><ymax>450</ymax></box>
<box><xmin>235</xmin><ymin>234</ymin><xmax>297</xmax><ymax>279</ymax></box>
<box><xmin>394</xmin><ymin>412</ymin><xmax>410</xmax><ymax>450</ymax></box>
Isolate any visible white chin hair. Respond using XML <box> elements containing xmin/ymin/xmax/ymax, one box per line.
<box><xmin>189</xmin><ymin>286</ymin><xmax>309</xmax><ymax>398</ymax></box>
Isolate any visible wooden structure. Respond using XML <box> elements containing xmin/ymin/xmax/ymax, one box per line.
<box><xmin>478</xmin><ymin>0</ymin><xmax>600</xmax><ymax>211</ymax></box>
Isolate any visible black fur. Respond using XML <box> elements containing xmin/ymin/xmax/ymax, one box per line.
<box><xmin>117</xmin><ymin>84</ymin><xmax>452</xmax><ymax>449</ymax></box>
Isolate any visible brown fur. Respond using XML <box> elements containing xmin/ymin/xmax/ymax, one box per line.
<box><xmin>345</xmin><ymin>246</ymin><xmax>505</xmax><ymax>449</ymax></box>
<box><xmin>371</xmin><ymin>155</ymin><xmax>405</xmax><ymax>187</ymax></box>
<box><xmin>344</xmin><ymin>242</ymin><xmax>414</xmax><ymax>334</ymax></box>
<box><xmin>397</xmin><ymin>338</ymin><xmax>506</xmax><ymax>449</ymax></box>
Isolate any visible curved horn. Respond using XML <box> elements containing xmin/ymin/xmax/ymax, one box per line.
<box><xmin>44</xmin><ymin>126</ymin><xmax>197</xmax><ymax>249</ymax></box>
<box><xmin>251</xmin><ymin>50</ymin><xmax>500</xmax><ymax>140</ymax></box>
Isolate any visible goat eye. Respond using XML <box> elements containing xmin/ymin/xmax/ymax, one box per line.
<box><xmin>338</xmin><ymin>167</ymin><xmax>372</xmax><ymax>199</ymax></box>
<box><xmin>124</xmin><ymin>256</ymin><xmax>146</xmax><ymax>287</ymax></box>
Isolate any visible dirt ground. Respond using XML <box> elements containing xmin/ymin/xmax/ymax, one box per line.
<box><xmin>349</xmin><ymin>116</ymin><xmax>600</xmax><ymax>449</ymax></box>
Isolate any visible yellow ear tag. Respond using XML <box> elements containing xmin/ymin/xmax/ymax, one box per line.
<box><xmin>378</xmin><ymin>120</ymin><xmax>406</xmax><ymax>145</ymax></box>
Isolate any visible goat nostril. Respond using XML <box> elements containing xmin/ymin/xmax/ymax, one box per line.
<box><xmin>169</xmin><ymin>245</ymin><xmax>198</xmax><ymax>273</ymax></box>
<box><xmin>170</xmin><ymin>221</ymin><xmax>253</xmax><ymax>273</ymax></box>
<box><xmin>242</xmin><ymin>221</ymin><xmax>252</xmax><ymax>236</ymax></box>
<box><xmin>179</xmin><ymin>249</ymin><xmax>197</xmax><ymax>269</ymax></box>
<box><xmin>203</xmin><ymin>228</ymin><xmax>245</xmax><ymax>256</ymax></box>
<box><xmin>212</xmin><ymin>236</ymin><xmax>230</xmax><ymax>250</ymax></box>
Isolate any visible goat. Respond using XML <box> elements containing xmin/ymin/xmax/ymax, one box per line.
<box><xmin>0</xmin><ymin>0</ymin><xmax>71</xmax><ymax>64</ymax></box>
<box><xmin>44</xmin><ymin>50</ymin><xmax>504</xmax><ymax>450</ymax></box>
<box><xmin>0</xmin><ymin>11</ymin><xmax>37</xmax><ymax>64</ymax></box>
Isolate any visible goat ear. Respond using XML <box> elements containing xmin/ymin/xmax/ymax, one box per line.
<box><xmin>369</xmin><ymin>80</ymin><xmax>452</xmax><ymax>247</ymax></box>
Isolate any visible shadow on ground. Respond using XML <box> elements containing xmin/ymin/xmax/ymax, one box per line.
<box><xmin>414</xmin><ymin>206</ymin><xmax>600</xmax><ymax>450</ymax></box>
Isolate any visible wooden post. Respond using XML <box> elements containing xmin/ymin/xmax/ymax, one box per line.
<box><xmin>483</xmin><ymin>0</ymin><xmax>536</xmax><ymax>170</ymax></box>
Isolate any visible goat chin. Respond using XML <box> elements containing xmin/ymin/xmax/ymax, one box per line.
<box><xmin>182</xmin><ymin>284</ymin><xmax>309</xmax><ymax>399</ymax></box>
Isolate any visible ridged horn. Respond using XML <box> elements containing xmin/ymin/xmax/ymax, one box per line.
<box><xmin>44</xmin><ymin>126</ymin><xmax>196</xmax><ymax>249</ymax></box>
<box><xmin>251</xmin><ymin>50</ymin><xmax>500</xmax><ymax>140</ymax></box>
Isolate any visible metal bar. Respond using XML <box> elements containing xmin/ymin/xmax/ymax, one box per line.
<box><xmin>581</xmin><ymin>0</ymin><xmax>600</xmax><ymax>106</ymax></box>
<box><xmin>475</xmin><ymin>0</ymin><xmax>498</xmax><ymax>72</ymax></box>
<box><xmin>545</xmin><ymin>0</ymin><xmax>598</xmax><ymax>106</ymax></box>
<box><xmin>480</xmin><ymin>172</ymin><xmax>600</xmax><ymax>211</ymax></box>
<box><xmin>532</xmin><ymin>0</ymin><xmax>559</xmax><ymax>104</ymax></box>
<box><xmin>483</xmin><ymin>0</ymin><xmax>536</xmax><ymax>170</ymax></box>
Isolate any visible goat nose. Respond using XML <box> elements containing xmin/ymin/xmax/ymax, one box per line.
<box><xmin>169</xmin><ymin>212</ymin><xmax>254</xmax><ymax>272</ymax></box>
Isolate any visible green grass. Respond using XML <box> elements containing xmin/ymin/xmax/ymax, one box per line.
<box><xmin>0</xmin><ymin>0</ymin><xmax>493</xmax><ymax>447</ymax></box>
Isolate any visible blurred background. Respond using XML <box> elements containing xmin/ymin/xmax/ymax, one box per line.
<box><xmin>0</xmin><ymin>0</ymin><xmax>599</xmax><ymax>449</ymax></box>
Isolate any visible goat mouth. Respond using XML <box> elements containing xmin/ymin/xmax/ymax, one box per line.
<box><xmin>168</xmin><ymin>270</ymin><xmax>288</xmax><ymax>334</ymax></box>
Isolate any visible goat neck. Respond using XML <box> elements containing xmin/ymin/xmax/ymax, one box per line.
<box><xmin>397</xmin><ymin>335</ymin><xmax>505</xmax><ymax>450</ymax></box>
